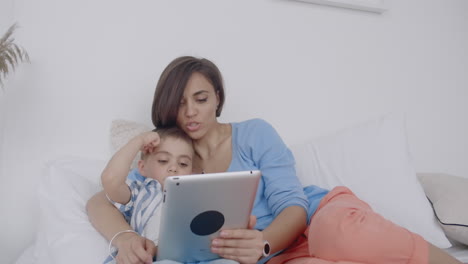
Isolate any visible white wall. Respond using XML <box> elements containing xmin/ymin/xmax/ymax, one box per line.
<box><xmin>1</xmin><ymin>0</ymin><xmax>468</xmax><ymax>262</ymax></box>
<box><xmin>0</xmin><ymin>0</ymin><xmax>16</xmax><ymax>259</ymax></box>
<box><xmin>0</xmin><ymin>1</ymin><xmax>15</xmax><ymax>180</ymax></box>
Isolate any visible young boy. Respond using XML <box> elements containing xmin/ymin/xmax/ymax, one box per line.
<box><xmin>101</xmin><ymin>127</ymin><xmax>238</xmax><ymax>264</ymax></box>
<box><xmin>101</xmin><ymin>127</ymin><xmax>194</xmax><ymax>263</ymax></box>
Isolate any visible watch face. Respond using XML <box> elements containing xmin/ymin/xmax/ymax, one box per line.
<box><xmin>263</xmin><ymin>241</ymin><xmax>271</xmax><ymax>257</ymax></box>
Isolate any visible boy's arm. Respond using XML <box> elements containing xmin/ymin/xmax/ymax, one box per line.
<box><xmin>86</xmin><ymin>191</ymin><xmax>156</xmax><ymax>263</ymax></box>
<box><xmin>101</xmin><ymin>131</ymin><xmax>160</xmax><ymax>204</ymax></box>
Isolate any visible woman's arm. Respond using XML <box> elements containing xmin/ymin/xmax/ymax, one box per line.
<box><xmin>212</xmin><ymin>206</ymin><xmax>307</xmax><ymax>264</ymax></box>
<box><xmin>86</xmin><ymin>191</ymin><xmax>156</xmax><ymax>264</ymax></box>
<box><xmin>212</xmin><ymin>120</ymin><xmax>309</xmax><ymax>263</ymax></box>
<box><xmin>261</xmin><ymin>206</ymin><xmax>307</xmax><ymax>255</ymax></box>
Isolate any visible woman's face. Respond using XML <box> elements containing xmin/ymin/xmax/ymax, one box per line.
<box><xmin>176</xmin><ymin>72</ymin><xmax>219</xmax><ymax>140</ymax></box>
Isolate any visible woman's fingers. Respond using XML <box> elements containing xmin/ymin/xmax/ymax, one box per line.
<box><xmin>213</xmin><ymin>236</ymin><xmax>262</xmax><ymax>248</ymax></box>
<box><xmin>215</xmin><ymin>247</ymin><xmax>257</xmax><ymax>258</ymax></box>
<box><xmin>220</xmin><ymin>228</ymin><xmax>260</xmax><ymax>239</ymax></box>
<box><xmin>212</xmin><ymin>229</ymin><xmax>264</xmax><ymax>264</ymax></box>
<box><xmin>212</xmin><ymin>243</ymin><xmax>260</xmax><ymax>255</ymax></box>
<box><xmin>215</xmin><ymin>229</ymin><xmax>263</xmax><ymax>250</ymax></box>
<box><xmin>248</xmin><ymin>215</ymin><xmax>257</xmax><ymax>229</ymax></box>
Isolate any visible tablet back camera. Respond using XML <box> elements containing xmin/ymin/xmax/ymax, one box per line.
<box><xmin>190</xmin><ymin>210</ymin><xmax>225</xmax><ymax>236</ymax></box>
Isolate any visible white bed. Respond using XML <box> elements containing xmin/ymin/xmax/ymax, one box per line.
<box><xmin>18</xmin><ymin>243</ymin><xmax>468</xmax><ymax>264</ymax></box>
<box><xmin>14</xmin><ymin>115</ymin><xmax>468</xmax><ymax>263</ymax></box>
<box><xmin>445</xmin><ymin>244</ymin><xmax>468</xmax><ymax>263</ymax></box>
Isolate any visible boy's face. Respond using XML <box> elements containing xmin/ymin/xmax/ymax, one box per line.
<box><xmin>138</xmin><ymin>136</ymin><xmax>193</xmax><ymax>185</ymax></box>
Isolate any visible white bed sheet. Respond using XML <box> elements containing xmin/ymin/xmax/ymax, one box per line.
<box><xmin>444</xmin><ymin>243</ymin><xmax>468</xmax><ymax>263</ymax></box>
<box><xmin>16</xmin><ymin>244</ymin><xmax>468</xmax><ymax>263</ymax></box>
<box><xmin>13</xmin><ymin>156</ymin><xmax>468</xmax><ymax>264</ymax></box>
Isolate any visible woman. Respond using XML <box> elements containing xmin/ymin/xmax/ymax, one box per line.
<box><xmin>87</xmin><ymin>56</ymin><xmax>310</xmax><ymax>264</ymax></box>
<box><xmin>87</xmin><ymin>56</ymin><xmax>461</xmax><ymax>264</ymax></box>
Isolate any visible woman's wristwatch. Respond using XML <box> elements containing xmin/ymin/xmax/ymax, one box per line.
<box><xmin>262</xmin><ymin>240</ymin><xmax>271</xmax><ymax>257</ymax></box>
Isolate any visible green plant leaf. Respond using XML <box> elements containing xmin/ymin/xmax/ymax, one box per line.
<box><xmin>0</xmin><ymin>22</ymin><xmax>29</xmax><ymax>89</ymax></box>
<box><xmin>0</xmin><ymin>24</ymin><xmax>17</xmax><ymax>44</ymax></box>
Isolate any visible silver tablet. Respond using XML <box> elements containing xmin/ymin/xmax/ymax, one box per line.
<box><xmin>156</xmin><ymin>170</ymin><xmax>261</xmax><ymax>263</ymax></box>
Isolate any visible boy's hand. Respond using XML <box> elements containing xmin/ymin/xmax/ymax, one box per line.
<box><xmin>140</xmin><ymin>131</ymin><xmax>161</xmax><ymax>155</ymax></box>
<box><xmin>114</xmin><ymin>232</ymin><xmax>156</xmax><ymax>264</ymax></box>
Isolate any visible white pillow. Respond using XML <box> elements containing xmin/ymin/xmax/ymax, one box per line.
<box><xmin>418</xmin><ymin>173</ymin><xmax>468</xmax><ymax>246</ymax></box>
<box><xmin>32</xmin><ymin>157</ymin><xmax>109</xmax><ymax>263</ymax></box>
<box><xmin>29</xmin><ymin>119</ymin><xmax>151</xmax><ymax>264</ymax></box>
<box><xmin>290</xmin><ymin>114</ymin><xmax>452</xmax><ymax>248</ymax></box>
<box><xmin>110</xmin><ymin>119</ymin><xmax>152</xmax><ymax>169</ymax></box>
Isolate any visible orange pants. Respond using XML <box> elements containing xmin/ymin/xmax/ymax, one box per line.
<box><xmin>268</xmin><ymin>186</ymin><xmax>428</xmax><ymax>264</ymax></box>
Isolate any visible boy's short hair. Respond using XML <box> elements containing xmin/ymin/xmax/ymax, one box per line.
<box><xmin>141</xmin><ymin>126</ymin><xmax>193</xmax><ymax>160</ymax></box>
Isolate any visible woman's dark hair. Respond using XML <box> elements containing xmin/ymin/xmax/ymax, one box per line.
<box><xmin>151</xmin><ymin>56</ymin><xmax>225</xmax><ymax>128</ymax></box>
